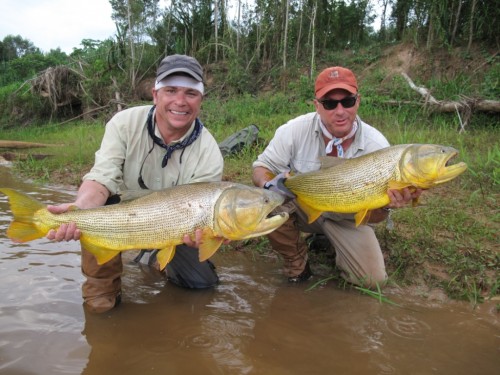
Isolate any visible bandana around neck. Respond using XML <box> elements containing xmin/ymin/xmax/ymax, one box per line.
<box><xmin>319</xmin><ymin>120</ymin><xmax>358</xmax><ymax>157</ymax></box>
<box><xmin>146</xmin><ymin>106</ymin><xmax>203</xmax><ymax>167</ymax></box>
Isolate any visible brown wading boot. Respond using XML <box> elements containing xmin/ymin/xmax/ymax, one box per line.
<box><xmin>81</xmin><ymin>248</ymin><xmax>123</xmax><ymax>314</ymax></box>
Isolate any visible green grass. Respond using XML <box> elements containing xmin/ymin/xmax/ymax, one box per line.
<box><xmin>0</xmin><ymin>91</ymin><xmax>498</xmax><ymax>305</ymax></box>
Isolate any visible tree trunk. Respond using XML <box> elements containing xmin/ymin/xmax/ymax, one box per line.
<box><xmin>295</xmin><ymin>0</ymin><xmax>303</xmax><ymax>61</ymax></box>
<box><xmin>283</xmin><ymin>0</ymin><xmax>289</xmax><ymax>70</ymax></box>
<box><xmin>467</xmin><ymin>0</ymin><xmax>477</xmax><ymax>53</ymax></box>
<box><xmin>310</xmin><ymin>1</ymin><xmax>317</xmax><ymax>80</ymax></box>
<box><xmin>127</xmin><ymin>0</ymin><xmax>136</xmax><ymax>89</ymax></box>
<box><xmin>214</xmin><ymin>0</ymin><xmax>219</xmax><ymax>61</ymax></box>
<box><xmin>450</xmin><ymin>0</ymin><xmax>463</xmax><ymax>46</ymax></box>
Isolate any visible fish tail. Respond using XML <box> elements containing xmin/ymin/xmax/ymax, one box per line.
<box><xmin>0</xmin><ymin>188</ymin><xmax>46</xmax><ymax>242</ymax></box>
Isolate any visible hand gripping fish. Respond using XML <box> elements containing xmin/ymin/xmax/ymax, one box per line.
<box><xmin>0</xmin><ymin>182</ymin><xmax>289</xmax><ymax>270</ymax></box>
<box><xmin>284</xmin><ymin>144</ymin><xmax>467</xmax><ymax>226</ymax></box>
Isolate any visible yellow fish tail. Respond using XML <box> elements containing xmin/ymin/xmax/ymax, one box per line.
<box><xmin>0</xmin><ymin>188</ymin><xmax>46</xmax><ymax>242</ymax></box>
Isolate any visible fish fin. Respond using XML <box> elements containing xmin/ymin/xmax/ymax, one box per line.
<box><xmin>0</xmin><ymin>188</ymin><xmax>46</xmax><ymax>242</ymax></box>
<box><xmin>80</xmin><ymin>237</ymin><xmax>120</xmax><ymax>265</ymax></box>
<box><xmin>296</xmin><ymin>197</ymin><xmax>322</xmax><ymax>224</ymax></box>
<box><xmin>156</xmin><ymin>246</ymin><xmax>176</xmax><ymax>270</ymax></box>
<box><xmin>7</xmin><ymin>222</ymin><xmax>45</xmax><ymax>242</ymax></box>
<box><xmin>198</xmin><ymin>231</ymin><xmax>224</xmax><ymax>261</ymax></box>
<box><xmin>387</xmin><ymin>180</ymin><xmax>413</xmax><ymax>190</ymax></box>
<box><xmin>319</xmin><ymin>156</ymin><xmax>346</xmax><ymax>169</ymax></box>
<box><xmin>354</xmin><ymin>209</ymin><xmax>371</xmax><ymax>227</ymax></box>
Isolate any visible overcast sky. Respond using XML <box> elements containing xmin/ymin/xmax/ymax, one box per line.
<box><xmin>0</xmin><ymin>0</ymin><xmax>117</xmax><ymax>54</ymax></box>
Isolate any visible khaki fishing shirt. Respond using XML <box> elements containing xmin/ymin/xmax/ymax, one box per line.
<box><xmin>84</xmin><ymin>105</ymin><xmax>223</xmax><ymax>194</ymax></box>
<box><xmin>253</xmin><ymin>112</ymin><xmax>390</xmax><ymax>221</ymax></box>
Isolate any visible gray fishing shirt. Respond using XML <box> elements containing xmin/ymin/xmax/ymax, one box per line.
<box><xmin>84</xmin><ymin>105</ymin><xmax>223</xmax><ymax>194</ymax></box>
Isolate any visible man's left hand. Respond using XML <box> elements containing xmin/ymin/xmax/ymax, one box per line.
<box><xmin>387</xmin><ymin>188</ymin><xmax>423</xmax><ymax>209</ymax></box>
<box><xmin>183</xmin><ymin>229</ymin><xmax>230</xmax><ymax>248</ymax></box>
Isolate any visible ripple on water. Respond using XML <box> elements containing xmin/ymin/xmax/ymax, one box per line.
<box><xmin>384</xmin><ymin>313</ymin><xmax>432</xmax><ymax>340</ymax></box>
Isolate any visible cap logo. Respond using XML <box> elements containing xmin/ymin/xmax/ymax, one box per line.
<box><xmin>330</xmin><ymin>70</ymin><xmax>340</xmax><ymax>78</ymax></box>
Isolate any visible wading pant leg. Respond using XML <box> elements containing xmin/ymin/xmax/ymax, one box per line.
<box><xmin>81</xmin><ymin>194</ymin><xmax>123</xmax><ymax>313</ymax></box>
<box><xmin>81</xmin><ymin>249</ymin><xmax>123</xmax><ymax>312</ymax></box>
<box><xmin>315</xmin><ymin>217</ymin><xmax>387</xmax><ymax>288</ymax></box>
<box><xmin>266</xmin><ymin>202</ymin><xmax>309</xmax><ymax>278</ymax></box>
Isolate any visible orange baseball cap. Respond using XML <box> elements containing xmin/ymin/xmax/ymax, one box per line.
<box><xmin>315</xmin><ymin>67</ymin><xmax>358</xmax><ymax>98</ymax></box>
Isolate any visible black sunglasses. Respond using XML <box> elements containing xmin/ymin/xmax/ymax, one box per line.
<box><xmin>317</xmin><ymin>95</ymin><xmax>358</xmax><ymax>110</ymax></box>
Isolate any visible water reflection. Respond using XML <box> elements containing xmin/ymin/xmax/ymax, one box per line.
<box><xmin>0</xmin><ymin>166</ymin><xmax>499</xmax><ymax>375</ymax></box>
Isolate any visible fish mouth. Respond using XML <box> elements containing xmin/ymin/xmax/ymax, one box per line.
<box><xmin>243</xmin><ymin>211</ymin><xmax>289</xmax><ymax>238</ymax></box>
<box><xmin>437</xmin><ymin>151</ymin><xmax>468</xmax><ymax>184</ymax></box>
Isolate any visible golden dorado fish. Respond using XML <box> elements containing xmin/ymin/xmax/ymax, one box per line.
<box><xmin>0</xmin><ymin>182</ymin><xmax>289</xmax><ymax>270</ymax></box>
<box><xmin>284</xmin><ymin>144</ymin><xmax>467</xmax><ymax>226</ymax></box>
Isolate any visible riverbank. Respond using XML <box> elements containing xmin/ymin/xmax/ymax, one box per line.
<box><xmin>0</xmin><ymin>91</ymin><xmax>498</xmax><ymax>308</ymax></box>
<box><xmin>1</xmin><ymin>41</ymin><xmax>499</xmax><ymax>306</ymax></box>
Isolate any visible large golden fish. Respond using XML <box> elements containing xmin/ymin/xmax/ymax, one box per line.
<box><xmin>284</xmin><ymin>144</ymin><xmax>467</xmax><ymax>226</ymax></box>
<box><xmin>0</xmin><ymin>182</ymin><xmax>289</xmax><ymax>270</ymax></box>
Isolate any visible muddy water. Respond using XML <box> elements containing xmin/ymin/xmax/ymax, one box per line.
<box><xmin>0</xmin><ymin>167</ymin><xmax>498</xmax><ymax>375</ymax></box>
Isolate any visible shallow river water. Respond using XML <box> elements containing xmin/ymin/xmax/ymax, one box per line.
<box><xmin>0</xmin><ymin>166</ymin><xmax>498</xmax><ymax>375</ymax></box>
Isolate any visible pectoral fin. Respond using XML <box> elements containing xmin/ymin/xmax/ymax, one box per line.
<box><xmin>81</xmin><ymin>238</ymin><xmax>120</xmax><ymax>265</ymax></box>
<box><xmin>157</xmin><ymin>246</ymin><xmax>176</xmax><ymax>270</ymax></box>
<box><xmin>354</xmin><ymin>209</ymin><xmax>371</xmax><ymax>227</ymax></box>
<box><xmin>198</xmin><ymin>230</ymin><xmax>224</xmax><ymax>261</ymax></box>
<box><xmin>296</xmin><ymin>198</ymin><xmax>322</xmax><ymax>224</ymax></box>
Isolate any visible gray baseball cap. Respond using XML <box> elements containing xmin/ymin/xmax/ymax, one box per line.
<box><xmin>156</xmin><ymin>54</ymin><xmax>204</xmax><ymax>82</ymax></box>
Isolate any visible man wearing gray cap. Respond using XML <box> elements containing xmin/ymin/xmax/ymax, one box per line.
<box><xmin>45</xmin><ymin>54</ymin><xmax>224</xmax><ymax>313</ymax></box>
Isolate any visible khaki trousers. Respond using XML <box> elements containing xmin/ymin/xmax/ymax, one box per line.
<box><xmin>267</xmin><ymin>201</ymin><xmax>387</xmax><ymax>288</ymax></box>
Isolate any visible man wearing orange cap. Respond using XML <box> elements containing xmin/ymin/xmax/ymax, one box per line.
<box><xmin>252</xmin><ymin>67</ymin><xmax>420</xmax><ymax>287</ymax></box>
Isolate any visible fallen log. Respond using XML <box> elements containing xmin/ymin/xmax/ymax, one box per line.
<box><xmin>1</xmin><ymin>152</ymin><xmax>52</xmax><ymax>161</ymax></box>
<box><xmin>0</xmin><ymin>140</ymin><xmax>62</xmax><ymax>149</ymax></box>
<box><xmin>401</xmin><ymin>73</ymin><xmax>500</xmax><ymax>113</ymax></box>
<box><xmin>401</xmin><ymin>72</ymin><xmax>499</xmax><ymax>132</ymax></box>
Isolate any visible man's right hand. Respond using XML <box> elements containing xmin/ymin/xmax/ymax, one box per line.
<box><xmin>46</xmin><ymin>203</ymin><xmax>81</xmax><ymax>241</ymax></box>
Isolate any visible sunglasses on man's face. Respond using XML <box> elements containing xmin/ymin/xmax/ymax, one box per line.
<box><xmin>317</xmin><ymin>95</ymin><xmax>358</xmax><ymax>110</ymax></box>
